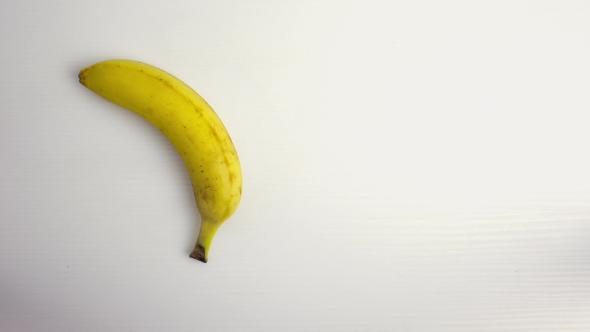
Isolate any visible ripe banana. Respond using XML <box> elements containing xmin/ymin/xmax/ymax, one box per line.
<box><xmin>78</xmin><ymin>59</ymin><xmax>242</xmax><ymax>263</ymax></box>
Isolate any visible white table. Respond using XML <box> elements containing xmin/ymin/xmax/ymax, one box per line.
<box><xmin>1</xmin><ymin>1</ymin><xmax>589</xmax><ymax>330</ymax></box>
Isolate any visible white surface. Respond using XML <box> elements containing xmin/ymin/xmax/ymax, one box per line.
<box><xmin>2</xmin><ymin>0</ymin><xmax>590</xmax><ymax>331</ymax></box>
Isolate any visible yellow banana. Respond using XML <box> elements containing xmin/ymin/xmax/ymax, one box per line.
<box><xmin>78</xmin><ymin>59</ymin><xmax>242</xmax><ymax>263</ymax></box>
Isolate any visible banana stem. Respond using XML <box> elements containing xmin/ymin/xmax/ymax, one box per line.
<box><xmin>189</xmin><ymin>219</ymin><xmax>220</xmax><ymax>263</ymax></box>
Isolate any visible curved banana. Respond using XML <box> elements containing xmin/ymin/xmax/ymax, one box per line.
<box><xmin>79</xmin><ymin>59</ymin><xmax>242</xmax><ymax>263</ymax></box>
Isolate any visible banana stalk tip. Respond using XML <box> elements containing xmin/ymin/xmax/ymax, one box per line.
<box><xmin>189</xmin><ymin>244</ymin><xmax>208</xmax><ymax>263</ymax></box>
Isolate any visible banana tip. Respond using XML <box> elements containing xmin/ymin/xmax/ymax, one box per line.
<box><xmin>189</xmin><ymin>244</ymin><xmax>207</xmax><ymax>263</ymax></box>
<box><xmin>78</xmin><ymin>68</ymin><xmax>88</xmax><ymax>86</ymax></box>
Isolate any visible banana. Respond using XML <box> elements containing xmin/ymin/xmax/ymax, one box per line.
<box><xmin>78</xmin><ymin>59</ymin><xmax>242</xmax><ymax>263</ymax></box>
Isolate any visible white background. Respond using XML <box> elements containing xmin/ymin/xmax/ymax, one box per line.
<box><xmin>1</xmin><ymin>0</ymin><xmax>590</xmax><ymax>331</ymax></box>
